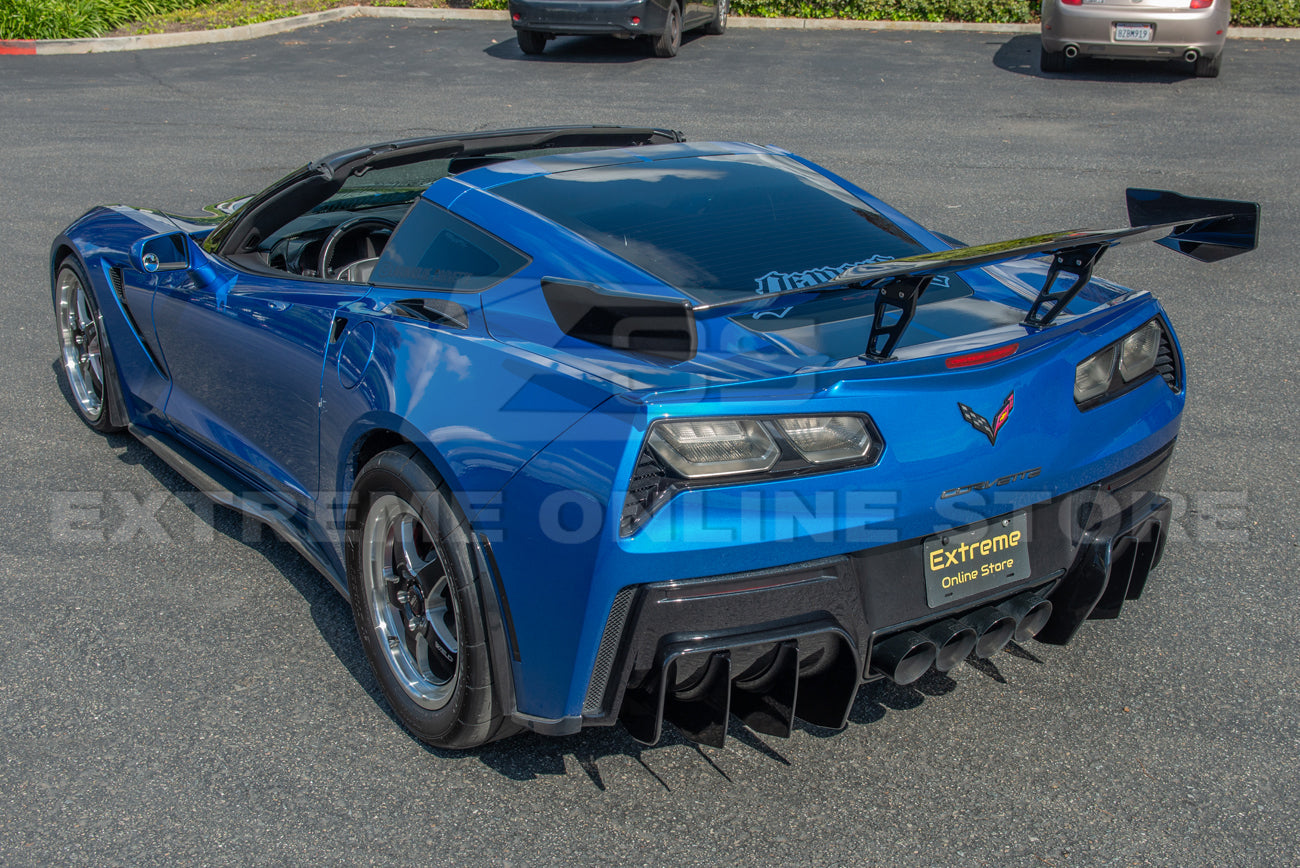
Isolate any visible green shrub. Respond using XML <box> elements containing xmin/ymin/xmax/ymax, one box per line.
<box><xmin>1230</xmin><ymin>0</ymin><xmax>1300</xmax><ymax>26</ymax></box>
<box><xmin>733</xmin><ymin>0</ymin><xmax>1033</xmax><ymax>24</ymax></box>
<box><xmin>1</xmin><ymin>0</ymin><xmax>221</xmax><ymax>39</ymax></box>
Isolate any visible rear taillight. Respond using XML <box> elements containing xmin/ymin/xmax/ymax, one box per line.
<box><xmin>1060</xmin><ymin>0</ymin><xmax>1083</xmax><ymax>5</ymax></box>
<box><xmin>1190</xmin><ymin>0</ymin><xmax>1213</xmax><ymax>7</ymax></box>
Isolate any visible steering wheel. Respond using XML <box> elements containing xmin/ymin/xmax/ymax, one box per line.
<box><xmin>318</xmin><ymin>216</ymin><xmax>397</xmax><ymax>280</ymax></box>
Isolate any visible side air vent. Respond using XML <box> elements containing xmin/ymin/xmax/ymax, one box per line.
<box><xmin>583</xmin><ymin>586</ymin><xmax>638</xmax><ymax>716</ymax></box>
<box><xmin>109</xmin><ymin>264</ymin><xmax>168</xmax><ymax>379</ymax></box>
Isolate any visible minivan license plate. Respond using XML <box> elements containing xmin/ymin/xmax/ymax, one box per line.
<box><xmin>1115</xmin><ymin>23</ymin><xmax>1154</xmax><ymax>42</ymax></box>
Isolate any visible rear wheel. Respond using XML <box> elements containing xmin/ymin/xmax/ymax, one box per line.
<box><xmin>1040</xmin><ymin>46</ymin><xmax>1066</xmax><ymax>73</ymax></box>
<box><xmin>1194</xmin><ymin>52</ymin><xmax>1221</xmax><ymax>78</ymax></box>
<box><xmin>517</xmin><ymin>29</ymin><xmax>547</xmax><ymax>55</ymax></box>
<box><xmin>653</xmin><ymin>2</ymin><xmax>682</xmax><ymax>57</ymax></box>
<box><xmin>347</xmin><ymin>445</ymin><xmax>516</xmax><ymax>749</ymax></box>
<box><xmin>705</xmin><ymin>0</ymin><xmax>727</xmax><ymax>35</ymax></box>
<box><xmin>54</xmin><ymin>258</ymin><xmax>123</xmax><ymax>433</ymax></box>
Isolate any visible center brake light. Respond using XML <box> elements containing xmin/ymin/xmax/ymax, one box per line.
<box><xmin>946</xmin><ymin>343</ymin><xmax>1019</xmax><ymax>369</ymax></box>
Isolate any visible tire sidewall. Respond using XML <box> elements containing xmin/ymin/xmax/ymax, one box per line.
<box><xmin>54</xmin><ymin>255</ymin><xmax>121</xmax><ymax>434</ymax></box>
<box><xmin>707</xmin><ymin>0</ymin><xmax>727</xmax><ymax>35</ymax></box>
<box><xmin>654</xmin><ymin>2</ymin><xmax>682</xmax><ymax>56</ymax></box>
<box><xmin>346</xmin><ymin>447</ymin><xmax>497</xmax><ymax>748</ymax></box>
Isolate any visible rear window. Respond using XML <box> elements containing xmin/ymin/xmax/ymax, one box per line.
<box><xmin>493</xmin><ymin>152</ymin><xmax>970</xmax><ymax>308</ymax></box>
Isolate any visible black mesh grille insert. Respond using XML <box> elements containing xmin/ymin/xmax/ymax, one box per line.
<box><xmin>109</xmin><ymin>266</ymin><xmax>125</xmax><ymax>300</ymax></box>
<box><xmin>620</xmin><ymin>449</ymin><xmax>668</xmax><ymax>536</ymax></box>
<box><xmin>1155</xmin><ymin>325</ymin><xmax>1182</xmax><ymax>392</ymax></box>
<box><xmin>583</xmin><ymin>586</ymin><xmax>637</xmax><ymax>716</ymax></box>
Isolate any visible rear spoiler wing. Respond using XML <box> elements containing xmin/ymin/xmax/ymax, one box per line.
<box><xmin>542</xmin><ymin>189</ymin><xmax>1259</xmax><ymax>363</ymax></box>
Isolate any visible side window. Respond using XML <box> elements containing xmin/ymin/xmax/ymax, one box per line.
<box><xmin>370</xmin><ymin>199</ymin><xmax>528</xmax><ymax>292</ymax></box>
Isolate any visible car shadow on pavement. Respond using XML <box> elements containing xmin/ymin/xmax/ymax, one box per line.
<box><xmin>105</xmin><ymin>426</ymin><xmax>394</xmax><ymax>718</ymax></box>
<box><xmin>483</xmin><ymin>31</ymin><xmax>706</xmax><ymax>62</ymax></box>
<box><xmin>993</xmin><ymin>34</ymin><xmax>1201</xmax><ymax>83</ymax></box>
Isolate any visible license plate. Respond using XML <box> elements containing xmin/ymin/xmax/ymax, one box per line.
<box><xmin>924</xmin><ymin>513</ymin><xmax>1032</xmax><ymax>607</ymax></box>
<box><xmin>1114</xmin><ymin>23</ymin><xmax>1154</xmax><ymax>42</ymax></box>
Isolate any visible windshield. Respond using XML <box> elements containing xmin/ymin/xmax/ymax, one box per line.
<box><xmin>493</xmin><ymin>152</ymin><xmax>972</xmax><ymax>308</ymax></box>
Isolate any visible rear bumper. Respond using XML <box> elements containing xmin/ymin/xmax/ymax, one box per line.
<box><xmin>1041</xmin><ymin>4</ymin><xmax>1228</xmax><ymax>58</ymax></box>
<box><xmin>567</xmin><ymin>441</ymin><xmax>1176</xmax><ymax>745</ymax></box>
<box><xmin>509</xmin><ymin>0</ymin><xmax>669</xmax><ymax>36</ymax></box>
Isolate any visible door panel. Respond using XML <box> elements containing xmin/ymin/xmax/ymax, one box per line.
<box><xmin>150</xmin><ymin>254</ymin><xmax>365</xmax><ymax>509</ymax></box>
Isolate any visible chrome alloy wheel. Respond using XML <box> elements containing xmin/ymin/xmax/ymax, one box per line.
<box><xmin>55</xmin><ymin>265</ymin><xmax>105</xmax><ymax>422</ymax></box>
<box><xmin>361</xmin><ymin>495</ymin><xmax>460</xmax><ymax>709</ymax></box>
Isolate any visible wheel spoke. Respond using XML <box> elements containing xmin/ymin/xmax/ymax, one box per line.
<box><xmin>398</xmin><ymin>514</ymin><xmax>438</xmax><ymax>581</ymax></box>
<box><xmin>75</xmin><ymin>289</ymin><xmax>93</xmax><ymax>331</ymax></box>
<box><xmin>424</xmin><ymin>575</ymin><xmax>458</xmax><ymax>655</ymax></box>
<box><xmin>426</xmin><ymin>601</ymin><xmax>458</xmax><ymax>656</ymax></box>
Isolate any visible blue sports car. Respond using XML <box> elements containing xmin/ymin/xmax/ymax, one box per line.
<box><xmin>52</xmin><ymin>126</ymin><xmax>1258</xmax><ymax>749</ymax></box>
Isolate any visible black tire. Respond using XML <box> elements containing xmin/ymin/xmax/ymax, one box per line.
<box><xmin>517</xmin><ymin>29</ymin><xmax>547</xmax><ymax>55</ymax></box>
<box><xmin>53</xmin><ymin>257</ymin><xmax>124</xmax><ymax>433</ymax></box>
<box><xmin>1040</xmin><ymin>47</ymin><xmax>1066</xmax><ymax>73</ymax></box>
<box><xmin>1194</xmin><ymin>52</ymin><xmax>1221</xmax><ymax>78</ymax></box>
<box><xmin>704</xmin><ymin>0</ymin><xmax>727</xmax><ymax>35</ymax></box>
<box><xmin>653</xmin><ymin>2</ymin><xmax>682</xmax><ymax>57</ymax></box>
<box><xmin>347</xmin><ymin>445</ymin><xmax>516</xmax><ymax>749</ymax></box>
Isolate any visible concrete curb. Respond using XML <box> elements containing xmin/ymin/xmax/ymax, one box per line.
<box><xmin>1</xmin><ymin>6</ymin><xmax>1295</xmax><ymax>55</ymax></box>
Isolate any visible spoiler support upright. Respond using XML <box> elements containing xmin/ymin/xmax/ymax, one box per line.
<box><xmin>1024</xmin><ymin>243</ymin><xmax>1109</xmax><ymax>328</ymax></box>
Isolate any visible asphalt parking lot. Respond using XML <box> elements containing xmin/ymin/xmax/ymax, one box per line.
<box><xmin>2</xmin><ymin>16</ymin><xmax>1299</xmax><ymax>867</ymax></box>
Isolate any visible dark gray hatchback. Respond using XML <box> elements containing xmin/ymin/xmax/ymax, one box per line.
<box><xmin>508</xmin><ymin>0</ymin><xmax>728</xmax><ymax>57</ymax></box>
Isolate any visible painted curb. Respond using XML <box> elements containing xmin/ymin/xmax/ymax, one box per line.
<box><xmin>4</xmin><ymin>6</ymin><xmax>1296</xmax><ymax>55</ymax></box>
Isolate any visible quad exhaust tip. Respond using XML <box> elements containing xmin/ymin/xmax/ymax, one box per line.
<box><xmin>871</xmin><ymin>631</ymin><xmax>936</xmax><ymax>685</ymax></box>
<box><xmin>922</xmin><ymin>619</ymin><xmax>978</xmax><ymax>673</ymax></box>
<box><xmin>1002</xmin><ymin>593</ymin><xmax>1053</xmax><ymax>642</ymax></box>
<box><xmin>962</xmin><ymin>606</ymin><xmax>1017</xmax><ymax>658</ymax></box>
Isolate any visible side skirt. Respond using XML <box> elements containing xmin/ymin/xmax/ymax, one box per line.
<box><xmin>130</xmin><ymin>424</ymin><xmax>348</xmax><ymax>597</ymax></box>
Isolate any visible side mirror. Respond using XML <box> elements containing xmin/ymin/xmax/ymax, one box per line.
<box><xmin>129</xmin><ymin>232</ymin><xmax>190</xmax><ymax>274</ymax></box>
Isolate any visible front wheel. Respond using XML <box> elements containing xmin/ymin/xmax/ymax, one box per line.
<box><xmin>54</xmin><ymin>258</ymin><xmax>123</xmax><ymax>433</ymax></box>
<box><xmin>652</xmin><ymin>2</ymin><xmax>682</xmax><ymax>57</ymax></box>
<box><xmin>705</xmin><ymin>0</ymin><xmax>727</xmax><ymax>35</ymax></box>
<box><xmin>347</xmin><ymin>445</ymin><xmax>515</xmax><ymax>749</ymax></box>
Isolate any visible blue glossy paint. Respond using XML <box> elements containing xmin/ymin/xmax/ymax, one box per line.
<box><xmin>52</xmin><ymin>141</ymin><xmax>1191</xmax><ymax>727</ymax></box>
